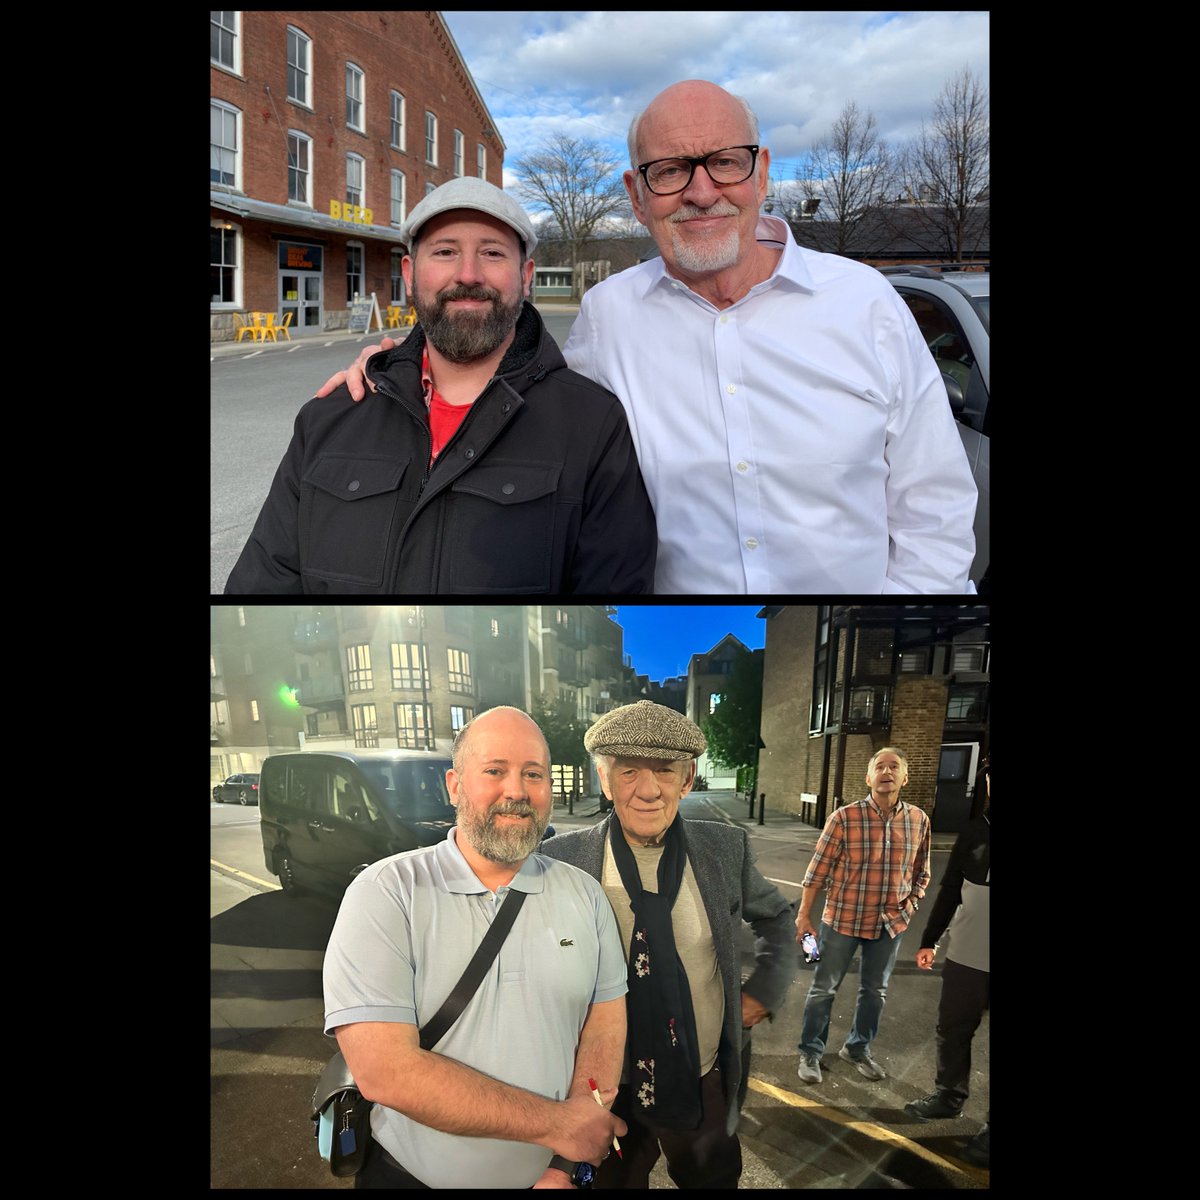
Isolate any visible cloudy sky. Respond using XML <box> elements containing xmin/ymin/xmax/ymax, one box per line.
<box><xmin>441</xmin><ymin>11</ymin><xmax>989</xmax><ymax>190</ymax></box>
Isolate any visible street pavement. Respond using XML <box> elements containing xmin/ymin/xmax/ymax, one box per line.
<box><xmin>211</xmin><ymin>790</ymin><xmax>988</xmax><ymax>1189</ymax></box>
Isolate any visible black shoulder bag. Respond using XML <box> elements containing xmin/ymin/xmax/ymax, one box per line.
<box><xmin>311</xmin><ymin>886</ymin><xmax>529</xmax><ymax>1177</ymax></box>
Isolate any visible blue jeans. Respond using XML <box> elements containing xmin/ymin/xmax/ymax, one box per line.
<box><xmin>798</xmin><ymin>921</ymin><xmax>905</xmax><ymax>1057</ymax></box>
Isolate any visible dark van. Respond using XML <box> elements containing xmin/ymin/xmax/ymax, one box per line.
<box><xmin>259</xmin><ymin>749</ymin><xmax>456</xmax><ymax>898</ymax></box>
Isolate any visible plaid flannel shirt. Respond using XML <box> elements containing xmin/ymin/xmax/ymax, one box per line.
<box><xmin>802</xmin><ymin>796</ymin><xmax>931</xmax><ymax>938</ymax></box>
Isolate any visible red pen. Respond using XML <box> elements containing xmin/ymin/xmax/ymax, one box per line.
<box><xmin>587</xmin><ymin>1077</ymin><xmax>623</xmax><ymax>1158</ymax></box>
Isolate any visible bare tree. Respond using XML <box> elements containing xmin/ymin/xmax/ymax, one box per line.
<box><xmin>512</xmin><ymin>134</ymin><xmax>630</xmax><ymax>299</ymax></box>
<box><xmin>895</xmin><ymin>67</ymin><xmax>990</xmax><ymax>260</ymax></box>
<box><xmin>797</xmin><ymin>101</ymin><xmax>894</xmax><ymax>255</ymax></box>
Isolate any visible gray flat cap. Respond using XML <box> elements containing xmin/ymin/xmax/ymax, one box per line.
<box><xmin>399</xmin><ymin>176</ymin><xmax>537</xmax><ymax>255</ymax></box>
<box><xmin>584</xmin><ymin>700</ymin><xmax>706</xmax><ymax>762</ymax></box>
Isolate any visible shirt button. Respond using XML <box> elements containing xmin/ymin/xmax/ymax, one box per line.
<box><xmin>745</xmin><ymin>537</ymin><xmax>759</xmax><ymax>550</ymax></box>
<box><xmin>347</xmin><ymin>480</ymin><xmax>360</xmax><ymax>492</ymax></box>
<box><xmin>720</xmin><ymin>315</ymin><xmax>730</xmax><ymax>324</ymax></box>
<box><xmin>502</xmin><ymin>483</ymin><xmax>515</xmax><ymax>495</ymax></box>
<box><xmin>736</xmin><ymin>461</ymin><xmax>749</xmax><ymax>473</ymax></box>
<box><xmin>464</xmin><ymin>448</ymin><xmax>475</xmax><ymax>459</ymax></box>
<box><xmin>726</xmin><ymin>384</ymin><xmax>737</xmax><ymax>394</ymax></box>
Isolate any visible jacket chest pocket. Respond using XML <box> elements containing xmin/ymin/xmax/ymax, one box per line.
<box><xmin>300</xmin><ymin>454</ymin><xmax>410</xmax><ymax>586</ymax></box>
<box><xmin>445</xmin><ymin>460</ymin><xmax>563</xmax><ymax>592</ymax></box>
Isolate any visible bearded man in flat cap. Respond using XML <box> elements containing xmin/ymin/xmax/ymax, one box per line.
<box><xmin>538</xmin><ymin>700</ymin><xmax>793</xmax><ymax>1189</ymax></box>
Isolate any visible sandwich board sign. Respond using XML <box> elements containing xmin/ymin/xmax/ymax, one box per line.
<box><xmin>348</xmin><ymin>292</ymin><xmax>382</xmax><ymax>333</ymax></box>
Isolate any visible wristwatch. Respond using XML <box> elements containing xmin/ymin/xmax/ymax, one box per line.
<box><xmin>548</xmin><ymin>1155</ymin><xmax>596</xmax><ymax>1188</ymax></box>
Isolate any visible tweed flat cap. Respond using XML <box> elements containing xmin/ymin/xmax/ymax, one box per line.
<box><xmin>584</xmin><ymin>700</ymin><xmax>706</xmax><ymax>761</ymax></box>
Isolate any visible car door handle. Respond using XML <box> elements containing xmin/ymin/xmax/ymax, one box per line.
<box><xmin>307</xmin><ymin>820</ymin><xmax>335</xmax><ymax>833</ymax></box>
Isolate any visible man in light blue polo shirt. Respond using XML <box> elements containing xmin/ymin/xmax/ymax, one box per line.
<box><xmin>324</xmin><ymin>706</ymin><xmax>628</xmax><ymax>1188</ymax></box>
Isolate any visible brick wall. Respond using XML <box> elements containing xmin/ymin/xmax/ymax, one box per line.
<box><xmin>212</xmin><ymin>12</ymin><xmax>504</xmax><ymax>327</ymax></box>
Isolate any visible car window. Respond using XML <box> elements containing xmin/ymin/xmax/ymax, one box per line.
<box><xmin>331</xmin><ymin>768</ymin><xmax>379</xmax><ymax>824</ymax></box>
<box><xmin>898</xmin><ymin>291</ymin><xmax>988</xmax><ymax>436</ymax></box>
<box><xmin>362</xmin><ymin>761</ymin><xmax>455</xmax><ymax>820</ymax></box>
<box><xmin>288</xmin><ymin>758</ymin><xmax>332</xmax><ymax>816</ymax></box>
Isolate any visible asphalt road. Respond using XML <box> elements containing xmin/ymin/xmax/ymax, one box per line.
<box><xmin>210</xmin><ymin>313</ymin><xmax>577</xmax><ymax>593</ymax></box>
<box><xmin>210</xmin><ymin>789</ymin><xmax>989</xmax><ymax>1189</ymax></box>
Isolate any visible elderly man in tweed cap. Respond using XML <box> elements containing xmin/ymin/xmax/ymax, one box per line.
<box><xmin>539</xmin><ymin>700</ymin><xmax>794</xmax><ymax>1189</ymax></box>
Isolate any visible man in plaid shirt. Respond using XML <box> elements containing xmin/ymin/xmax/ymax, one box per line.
<box><xmin>793</xmin><ymin>748</ymin><xmax>931</xmax><ymax>1084</ymax></box>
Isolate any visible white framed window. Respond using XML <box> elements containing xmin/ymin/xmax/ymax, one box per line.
<box><xmin>346</xmin><ymin>153</ymin><xmax>364</xmax><ymax>206</ymax></box>
<box><xmin>390</xmin><ymin>91</ymin><xmax>405</xmax><ymax>150</ymax></box>
<box><xmin>210</xmin><ymin>100</ymin><xmax>241</xmax><ymax>189</ymax></box>
<box><xmin>346</xmin><ymin>242</ymin><xmax>364</xmax><ymax>303</ymax></box>
<box><xmin>210</xmin><ymin>219</ymin><xmax>241</xmax><ymax>307</ymax></box>
<box><xmin>477</xmin><ymin>143</ymin><xmax>486</xmax><ymax>179</ymax></box>
<box><xmin>425</xmin><ymin>111</ymin><xmax>437</xmax><ymax>164</ymax></box>
<box><xmin>346</xmin><ymin>63</ymin><xmax>364</xmax><ymax>131</ymax></box>
<box><xmin>453</xmin><ymin>129</ymin><xmax>464</xmax><ymax>176</ymax></box>
<box><xmin>390</xmin><ymin>169</ymin><xmax>405</xmax><ymax>227</ymax></box>
<box><xmin>286</xmin><ymin>26</ymin><xmax>311</xmax><ymax>106</ymax></box>
<box><xmin>287</xmin><ymin>131</ymin><xmax>311</xmax><ymax>205</ymax></box>
<box><xmin>211</xmin><ymin>11</ymin><xmax>240</xmax><ymax>72</ymax></box>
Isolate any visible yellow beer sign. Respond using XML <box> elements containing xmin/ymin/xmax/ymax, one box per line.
<box><xmin>330</xmin><ymin>200</ymin><xmax>374</xmax><ymax>225</ymax></box>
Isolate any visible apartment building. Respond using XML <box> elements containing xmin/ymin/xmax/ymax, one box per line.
<box><xmin>685</xmin><ymin>635</ymin><xmax>764</xmax><ymax>789</ymax></box>
<box><xmin>757</xmin><ymin>605</ymin><xmax>990</xmax><ymax>832</ymax></box>
<box><xmin>210</xmin><ymin>605</ymin><xmax>636</xmax><ymax>791</ymax></box>
<box><xmin>210</xmin><ymin>11</ymin><xmax>503</xmax><ymax>340</ymax></box>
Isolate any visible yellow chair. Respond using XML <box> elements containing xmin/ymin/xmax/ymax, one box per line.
<box><xmin>233</xmin><ymin>313</ymin><xmax>261</xmax><ymax>343</ymax></box>
<box><xmin>258</xmin><ymin>313</ymin><xmax>280</xmax><ymax>343</ymax></box>
<box><xmin>401</xmin><ymin>305</ymin><xmax>417</xmax><ymax>328</ymax></box>
<box><xmin>274</xmin><ymin>312</ymin><xmax>293</xmax><ymax>342</ymax></box>
<box><xmin>386</xmin><ymin>305</ymin><xmax>402</xmax><ymax>329</ymax></box>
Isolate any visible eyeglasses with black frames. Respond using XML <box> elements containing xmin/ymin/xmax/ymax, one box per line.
<box><xmin>636</xmin><ymin>145</ymin><xmax>760</xmax><ymax>196</ymax></box>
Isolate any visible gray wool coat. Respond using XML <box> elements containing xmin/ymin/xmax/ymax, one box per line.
<box><xmin>538</xmin><ymin>815</ymin><xmax>795</xmax><ymax>1134</ymax></box>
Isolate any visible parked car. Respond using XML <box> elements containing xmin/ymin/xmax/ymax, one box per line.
<box><xmin>213</xmin><ymin>772</ymin><xmax>260</xmax><ymax>805</ymax></box>
<box><xmin>258</xmin><ymin>750</ymin><xmax>457</xmax><ymax>898</ymax></box>
<box><xmin>880</xmin><ymin>264</ymin><xmax>990</xmax><ymax>593</ymax></box>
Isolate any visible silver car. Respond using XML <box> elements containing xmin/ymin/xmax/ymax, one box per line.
<box><xmin>882</xmin><ymin>266</ymin><xmax>990</xmax><ymax>593</ymax></box>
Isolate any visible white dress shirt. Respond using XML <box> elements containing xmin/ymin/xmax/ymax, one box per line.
<box><xmin>562</xmin><ymin>216</ymin><xmax>978</xmax><ymax>594</ymax></box>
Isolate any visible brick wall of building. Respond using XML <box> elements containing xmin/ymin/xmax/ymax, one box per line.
<box><xmin>212</xmin><ymin>11</ymin><xmax>503</xmax><ymax>333</ymax></box>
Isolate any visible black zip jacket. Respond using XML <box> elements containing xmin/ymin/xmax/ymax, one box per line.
<box><xmin>916</xmin><ymin>814</ymin><xmax>989</xmax><ymax>949</ymax></box>
<box><xmin>224</xmin><ymin>303</ymin><xmax>656</xmax><ymax>594</ymax></box>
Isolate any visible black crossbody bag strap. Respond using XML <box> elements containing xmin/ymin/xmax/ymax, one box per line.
<box><xmin>418</xmin><ymin>886</ymin><xmax>528</xmax><ymax>1050</ymax></box>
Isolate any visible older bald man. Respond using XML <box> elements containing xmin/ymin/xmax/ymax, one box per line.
<box><xmin>539</xmin><ymin>700</ymin><xmax>794</xmax><ymax>1189</ymax></box>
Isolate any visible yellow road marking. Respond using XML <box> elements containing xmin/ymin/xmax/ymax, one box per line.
<box><xmin>745</xmin><ymin>1077</ymin><xmax>987</xmax><ymax>1182</ymax></box>
<box><xmin>211</xmin><ymin>858</ymin><xmax>281</xmax><ymax>891</ymax></box>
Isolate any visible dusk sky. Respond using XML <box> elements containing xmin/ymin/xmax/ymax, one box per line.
<box><xmin>610</xmin><ymin>605</ymin><xmax>766</xmax><ymax>683</ymax></box>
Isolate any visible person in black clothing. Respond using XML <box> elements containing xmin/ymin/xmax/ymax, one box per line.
<box><xmin>905</xmin><ymin>757</ymin><xmax>989</xmax><ymax>1169</ymax></box>
<box><xmin>223</xmin><ymin>176</ymin><xmax>656</xmax><ymax>595</ymax></box>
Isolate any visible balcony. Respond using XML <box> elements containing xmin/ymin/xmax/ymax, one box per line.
<box><xmin>296</xmin><ymin>674</ymin><xmax>346</xmax><ymax>710</ymax></box>
<box><xmin>829</xmin><ymin>684</ymin><xmax>893</xmax><ymax>730</ymax></box>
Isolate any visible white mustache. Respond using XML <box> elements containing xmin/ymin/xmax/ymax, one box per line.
<box><xmin>668</xmin><ymin>201</ymin><xmax>740</xmax><ymax>224</ymax></box>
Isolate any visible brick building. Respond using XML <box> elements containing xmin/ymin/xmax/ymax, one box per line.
<box><xmin>757</xmin><ymin>605</ymin><xmax>990</xmax><ymax>832</ymax></box>
<box><xmin>210</xmin><ymin>11</ymin><xmax>504</xmax><ymax>341</ymax></box>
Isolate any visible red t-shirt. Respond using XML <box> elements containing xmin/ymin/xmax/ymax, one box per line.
<box><xmin>422</xmin><ymin>346</ymin><xmax>470</xmax><ymax>464</ymax></box>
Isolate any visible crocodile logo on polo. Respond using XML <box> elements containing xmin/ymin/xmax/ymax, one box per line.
<box><xmin>560</xmin><ymin>938</ymin><xmax>575</xmax><ymax>947</ymax></box>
